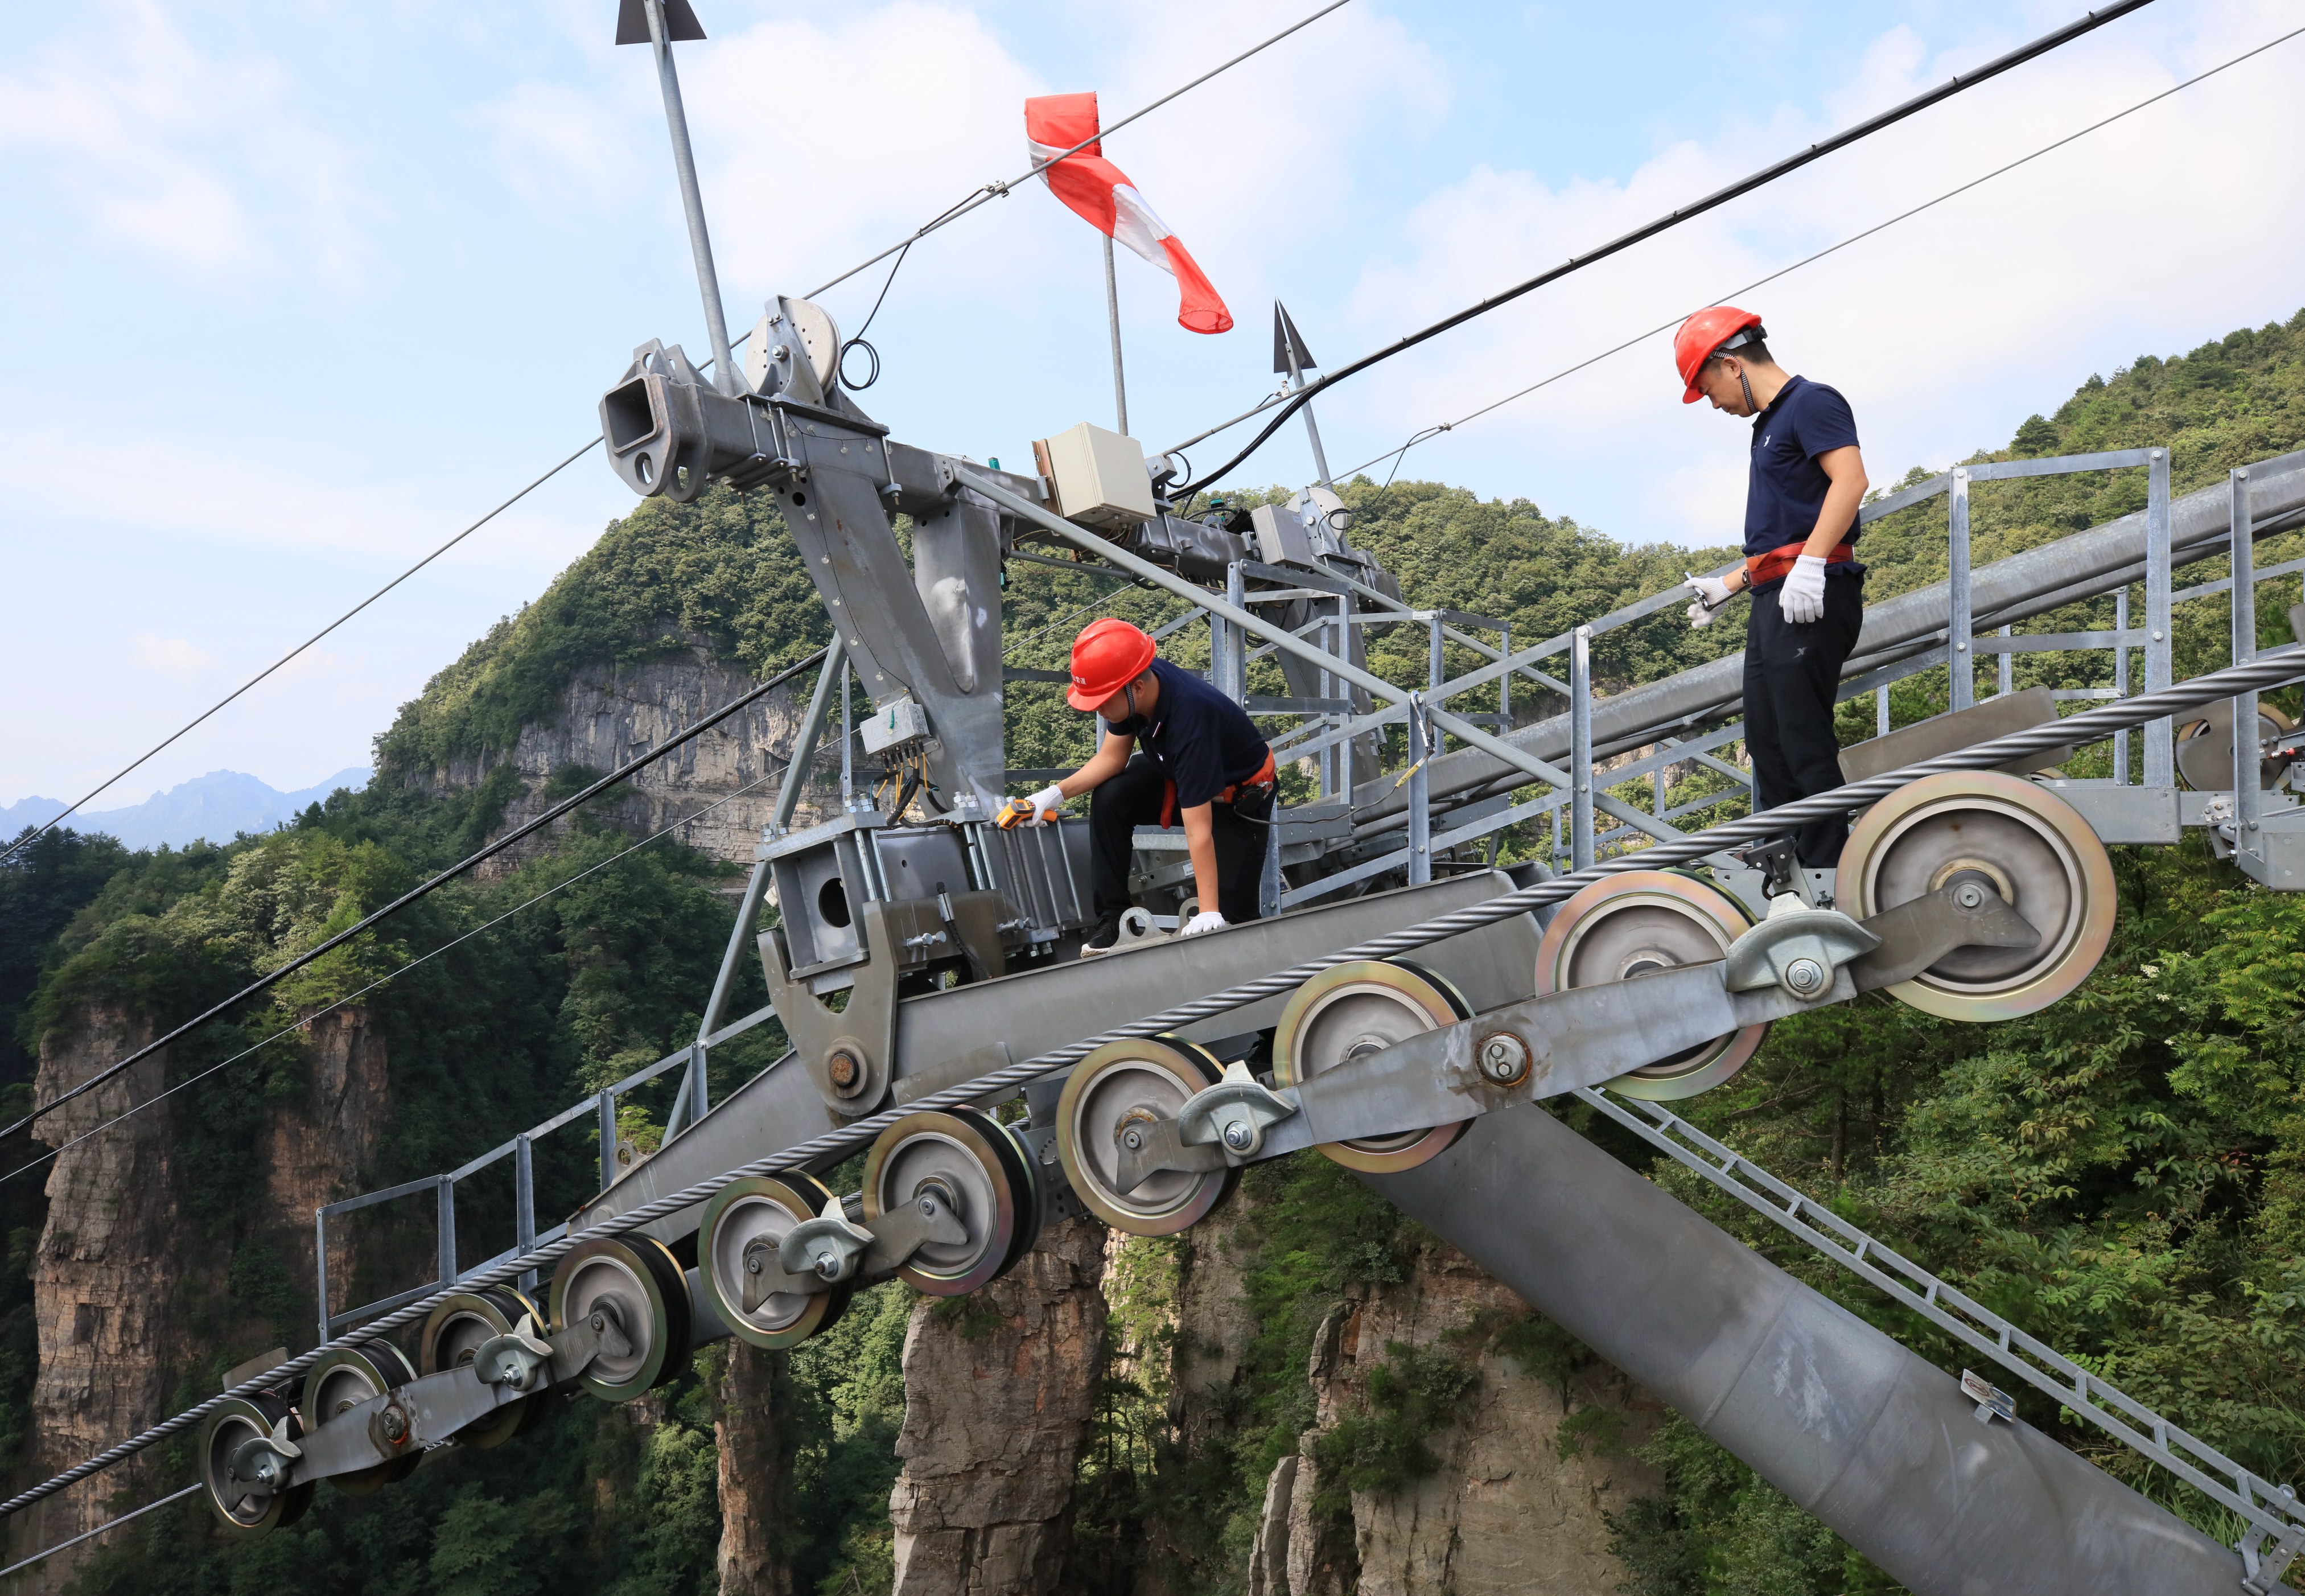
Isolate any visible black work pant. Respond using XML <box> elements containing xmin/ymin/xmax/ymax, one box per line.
<box><xmin>1089</xmin><ymin>754</ymin><xmax>1273</xmax><ymax>924</ymax></box>
<box><xmin>1743</xmin><ymin>575</ymin><xmax>1864</xmax><ymax>866</ymax></box>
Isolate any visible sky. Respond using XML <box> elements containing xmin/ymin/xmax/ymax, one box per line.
<box><xmin>4</xmin><ymin>0</ymin><xmax>2303</xmax><ymax>806</ymax></box>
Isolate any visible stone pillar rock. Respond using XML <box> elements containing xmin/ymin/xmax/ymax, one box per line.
<box><xmin>887</xmin><ymin>1216</ymin><xmax>1107</xmax><ymax>1596</ymax></box>
<box><xmin>717</xmin><ymin>1342</ymin><xmax>796</xmax><ymax>1596</ymax></box>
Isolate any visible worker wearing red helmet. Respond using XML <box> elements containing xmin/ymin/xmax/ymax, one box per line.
<box><xmin>1676</xmin><ymin>307</ymin><xmax>1871</xmax><ymax>866</ymax></box>
<box><xmin>1005</xmin><ymin>617</ymin><xmax>1277</xmax><ymax>953</ymax></box>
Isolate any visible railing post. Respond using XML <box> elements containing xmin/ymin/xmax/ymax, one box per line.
<box><xmin>515</xmin><ymin>1133</ymin><xmax>538</xmax><ymax>1297</ymax></box>
<box><xmin>436</xmin><ymin>1175</ymin><xmax>458</xmax><ymax>1288</ymax></box>
<box><xmin>1876</xmin><ymin>685</ymin><xmax>1890</xmax><ymax>738</ymax></box>
<box><xmin>599</xmin><ymin>1090</ymin><xmax>620</xmax><ymax>1192</ymax></box>
<box><xmin>2114</xmin><ymin>587</ymin><xmax>2130</xmax><ymax>784</ymax></box>
<box><xmin>314</xmin><ymin>1208</ymin><xmax>332</xmax><ymax>1344</ymax></box>
<box><xmin>2233</xmin><ymin>468</ymin><xmax>2262</xmax><ymax>859</ymax></box>
<box><xmin>1949</xmin><ymin>467</ymin><xmax>1973</xmax><ymax>711</ymax></box>
<box><xmin>1497</xmin><ymin>622</ymin><xmax>1512</xmax><ymax>725</ymax></box>
<box><xmin>2144</xmin><ymin>449</ymin><xmax>2174</xmax><ymax>788</ymax></box>
<box><xmin>1571</xmin><ymin>626</ymin><xmax>1595</xmax><ymax>871</ymax></box>
<box><xmin>1406</xmin><ymin>693</ymin><xmax>1432</xmax><ymax>885</ymax></box>
<box><xmin>839</xmin><ymin>660</ymin><xmax>855</xmax><ymax>807</ymax></box>
<box><xmin>1997</xmin><ymin>626</ymin><xmax>2013</xmax><ymax>698</ymax></box>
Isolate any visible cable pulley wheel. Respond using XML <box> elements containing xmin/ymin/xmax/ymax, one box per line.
<box><xmin>1535</xmin><ymin>870</ymin><xmax>1768</xmax><ymax>1101</ymax></box>
<box><xmin>2176</xmin><ymin>698</ymin><xmax>2296</xmax><ymax>791</ymax></box>
<box><xmin>697</xmin><ymin>1171</ymin><xmax>854</xmax><ymax>1349</ymax></box>
<box><xmin>1835</xmin><ymin>770</ymin><xmax>2115</xmax><ymax>1021</ymax></box>
<box><xmin>1271</xmin><ymin>960</ymin><xmax>1471</xmax><ymax>1172</ymax></box>
<box><xmin>550</xmin><ymin>1235</ymin><xmax>693</xmax><ymax>1402</ymax></box>
<box><xmin>199</xmin><ymin>1391</ymin><xmax>314</xmax><ymax>1539</ymax></box>
<box><xmin>298</xmin><ymin>1339</ymin><xmax>421</xmax><ymax>1494</ymax></box>
<box><xmin>861</xmin><ymin>1106</ymin><xmax>1038</xmax><ymax>1297</ymax></box>
<box><xmin>1056</xmin><ymin>1037</ymin><xmax>1236</xmax><ymax>1236</ymax></box>
<box><xmin>418</xmin><ymin>1285</ymin><xmax>551</xmax><ymax>1446</ymax></box>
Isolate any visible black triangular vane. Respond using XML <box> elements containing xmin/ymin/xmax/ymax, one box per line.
<box><xmin>1272</xmin><ymin>301</ymin><xmax>1316</xmax><ymax>376</ymax></box>
<box><xmin>617</xmin><ymin>0</ymin><xmax>706</xmax><ymax>46</ymax></box>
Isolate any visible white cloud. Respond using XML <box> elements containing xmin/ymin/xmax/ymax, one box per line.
<box><xmin>130</xmin><ymin>634</ymin><xmax>221</xmax><ymax>675</ymax></box>
<box><xmin>0</xmin><ymin>0</ymin><xmax>384</xmax><ymax>283</ymax></box>
<box><xmin>1318</xmin><ymin>2</ymin><xmax>2305</xmax><ymax>544</ymax></box>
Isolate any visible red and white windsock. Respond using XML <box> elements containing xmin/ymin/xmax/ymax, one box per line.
<box><xmin>1025</xmin><ymin>92</ymin><xmax>1233</xmax><ymax>336</ymax></box>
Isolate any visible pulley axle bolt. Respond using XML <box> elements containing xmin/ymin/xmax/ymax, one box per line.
<box><xmin>1476</xmin><ymin>1032</ymin><xmax>1532</xmax><ymax>1087</ymax></box>
<box><xmin>379</xmin><ymin>1407</ymin><xmax>407</xmax><ymax>1443</ymax></box>
<box><xmin>828</xmin><ymin>1050</ymin><xmax>861</xmax><ymax>1093</ymax></box>
<box><xmin>1785</xmin><ymin>957</ymin><xmax>1826</xmax><ymax>994</ymax></box>
<box><xmin>1119</xmin><ymin>1125</ymin><xmax>1146</xmax><ymax>1152</ymax></box>
<box><xmin>1954</xmin><ymin>882</ymin><xmax>1987</xmax><ymax>909</ymax></box>
<box><xmin>1221</xmin><ymin>1120</ymin><xmax>1258</xmax><ymax>1154</ymax></box>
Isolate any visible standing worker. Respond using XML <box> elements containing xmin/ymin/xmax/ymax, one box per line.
<box><xmin>1678</xmin><ymin>308</ymin><xmax>1870</xmax><ymax>867</ymax></box>
<box><xmin>1000</xmin><ymin>618</ymin><xmax>1276</xmax><ymax>953</ymax></box>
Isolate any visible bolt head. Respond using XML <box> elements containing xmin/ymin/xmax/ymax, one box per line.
<box><xmin>1786</xmin><ymin>957</ymin><xmax>1825</xmax><ymax>993</ymax></box>
<box><xmin>1221</xmin><ymin>1120</ymin><xmax>1257</xmax><ymax>1153</ymax></box>
<box><xmin>1955</xmin><ymin>882</ymin><xmax>1986</xmax><ymax>908</ymax></box>
<box><xmin>380</xmin><ymin>1408</ymin><xmax>407</xmax><ymax>1442</ymax></box>
<box><xmin>1476</xmin><ymin>1031</ymin><xmax>1532</xmax><ymax>1086</ymax></box>
<box><xmin>590</xmin><ymin>1311</ymin><xmax>606</xmax><ymax>1332</ymax></box>
<box><xmin>827</xmin><ymin>1050</ymin><xmax>861</xmax><ymax>1092</ymax></box>
<box><xmin>1120</xmin><ymin>1126</ymin><xmax>1144</xmax><ymax>1151</ymax></box>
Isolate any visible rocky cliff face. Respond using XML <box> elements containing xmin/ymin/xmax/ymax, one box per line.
<box><xmin>718</xmin><ymin>1342</ymin><xmax>797</xmax><ymax>1596</ymax></box>
<box><xmin>266</xmin><ymin>1007</ymin><xmax>392</xmax><ymax>1309</ymax></box>
<box><xmin>888</xmin><ymin>1216</ymin><xmax>1109</xmax><ymax>1596</ymax></box>
<box><xmin>17</xmin><ymin>1007</ymin><xmax>187</xmax><ymax>1591</ymax></box>
<box><xmin>404</xmin><ymin>649</ymin><xmax>829</xmax><ymax>870</ymax></box>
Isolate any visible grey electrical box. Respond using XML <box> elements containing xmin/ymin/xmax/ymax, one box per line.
<box><xmin>1032</xmin><ymin>422</ymin><xmax>1155</xmax><ymax>532</ymax></box>
<box><xmin>860</xmin><ymin>696</ymin><xmax>931</xmax><ymax>754</ymax></box>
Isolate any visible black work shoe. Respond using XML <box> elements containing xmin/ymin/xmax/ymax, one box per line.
<box><xmin>1081</xmin><ymin>913</ymin><xmax>1122</xmax><ymax>956</ymax></box>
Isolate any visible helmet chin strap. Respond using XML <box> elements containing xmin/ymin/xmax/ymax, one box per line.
<box><xmin>1738</xmin><ymin>367</ymin><xmax>1757</xmax><ymax>414</ymax></box>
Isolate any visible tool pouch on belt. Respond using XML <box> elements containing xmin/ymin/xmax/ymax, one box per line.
<box><xmin>1159</xmin><ymin>747</ymin><xmax>1278</xmax><ymax>828</ymax></box>
<box><xmin>1746</xmin><ymin>540</ymin><xmax>1858</xmax><ymax>590</ymax></box>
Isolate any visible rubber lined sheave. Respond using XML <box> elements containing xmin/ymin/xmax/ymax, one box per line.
<box><xmin>298</xmin><ymin>1339</ymin><xmax>420</xmax><ymax>1492</ymax></box>
<box><xmin>861</xmin><ymin>1107</ymin><xmax>1030</xmax><ymax>1296</ymax></box>
<box><xmin>550</xmin><ymin>1236</ymin><xmax>692</xmax><ymax>1402</ymax></box>
<box><xmin>1836</xmin><ymin>771</ymin><xmax>2115</xmax><ymax>1021</ymax></box>
<box><xmin>697</xmin><ymin>1171</ymin><xmax>853</xmax><ymax>1350</ymax></box>
<box><xmin>1535</xmin><ymin>869</ymin><xmax>1767</xmax><ymax>1101</ymax></box>
<box><xmin>417</xmin><ymin>1285</ymin><xmax>549</xmax><ymax>1446</ymax></box>
<box><xmin>1271</xmin><ymin>960</ymin><xmax>1470</xmax><ymax>1173</ymax></box>
<box><xmin>200</xmin><ymin>1392</ymin><xmax>314</xmax><ymax>1537</ymax></box>
<box><xmin>1056</xmin><ymin>1037</ymin><xmax>1235</xmax><ymax>1236</ymax></box>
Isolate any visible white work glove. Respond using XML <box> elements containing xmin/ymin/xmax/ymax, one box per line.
<box><xmin>1780</xmin><ymin>554</ymin><xmax>1828</xmax><ymax>625</ymax></box>
<box><xmin>1178</xmin><ymin>910</ymin><xmax>1229</xmax><ymax>938</ymax></box>
<box><xmin>1685</xmin><ymin>570</ymin><xmax>1734</xmax><ymax>629</ymax></box>
<box><xmin>1024</xmin><ymin>784</ymin><xmax>1065</xmax><ymax>825</ymax></box>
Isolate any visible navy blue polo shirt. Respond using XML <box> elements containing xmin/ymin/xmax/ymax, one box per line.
<box><xmin>1102</xmin><ymin>659</ymin><xmax>1269</xmax><ymax>808</ymax></box>
<box><xmin>1745</xmin><ymin>375</ymin><xmax>1863</xmax><ymax>587</ymax></box>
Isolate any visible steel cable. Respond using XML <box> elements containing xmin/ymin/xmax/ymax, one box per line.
<box><xmin>1</xmin><ymin>439</ymin><xmax>603</xmax><ymax>867</ymax></box>
<box><xmin>9</xmin><ymin>642</ymin><xmax>2295</xmax><ymax>1521</ymax></box>
<box><xmin>1168</xmin><ymin>0</ymin><xmax>2157</xmax><ymax>496</ymax></box>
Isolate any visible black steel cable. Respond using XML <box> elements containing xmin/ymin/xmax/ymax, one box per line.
<box><xmin>0</xmin><ymin>645</ymin><xmax>829</xmax><ymax>1141</ymax></box>
<box><xmin>1170</xmin><ymin>0</ymin><xmax>2157</xmax><ymax>496</ymax></box>
<box><xmin>1330</xmin><ymin>19</ymin><xmax>2305</xmax><ymax>486</ymax></box>
<box><xmin>10</xmin><ymin>643</ymin><xmax>2294</xmax><ymax>1523</ymax></box>
<box><xmin>1</xmin><ymin>438</ymin><xmax>603</xmax><ymax>867</ymax></box>
<box><xmin>0</xmin><ymin>1484</ymin><xmax>200</xmax><ymax>1578</ymax></box>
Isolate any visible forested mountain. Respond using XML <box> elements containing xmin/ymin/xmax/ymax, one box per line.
<box><xmin>0</xmin><ymin>310</ymin><xmax>2300</xmax><ymax>1596</ymax></box>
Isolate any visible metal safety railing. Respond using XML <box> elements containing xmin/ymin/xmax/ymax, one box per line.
<box><xmin>1574</xmin><ymin>1084</ymin><xmax>2305</xmax><ymax>1593</ymax></box>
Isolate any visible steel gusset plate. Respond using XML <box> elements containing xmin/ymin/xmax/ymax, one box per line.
<box><xmin>1057</xmin><ymin>1038</ymin><xmax>1235</xmax><ymax>1235</ymax></box>
<box><xmin>201</xmin><ymin>1393</ymin><xmax>312</xmax><ymax>1538</ymax></box>
<box><xmin>862</xmin><ymin>1108</ymin><xmax>1037</xmax><ymax>1295</ymax></box>
<box><xmin>697</xmin><ymin>1172</ymin><xmax>853</xmax><ymax>1349</ymax></box>
<box><xmin>549</xmin><ymin>1237</ymin><xmax>691</xmax><ymax>1402</ymax></box>
<box><xmin>419</xmin><ymin>1286</ymin><xmax>551</xmax><ymax>1445</ymax></box>
<box><xmin>1536</xmin><ymin>870</ymin><xmax>1767</xmax><ymax>1101</ymax></box>
<box><xmin>1272</xmin><ymin>961</ymin><xmax>1471</xmax><ymax>1171</ymax></box>
<box><xmin>299</xmin><ymin>1339</ymin><xmax>420</xmax><ymax>1493</ymax></box>
<box><xmin>1836</xmin><ymin>771</ymin><xmax>2114</xmax><ymax>1021</ymax></box>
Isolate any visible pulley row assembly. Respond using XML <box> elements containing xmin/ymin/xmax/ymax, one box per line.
<box><xmin>203</xmin><ymin>773</ymin><xmax>2115</xmax><ymax>1538</ymax></box>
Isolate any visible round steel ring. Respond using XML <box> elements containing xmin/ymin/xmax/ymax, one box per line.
<box><xmin>419</xmin><ymin>1286</ymin><xmax>546</xmax><ymax>1445</ymax></box>
<box><xmin>1535</xmin><ymin>869</ymin><xmax>1767</xmax><ymax>1101</ymax></box>
<box><xmin>201</xmin><ymin>1394</ymin><xmax>311</xmax><ymax>1537</ymax></box>
<box><xmin>1271</xmin><ymin>960</ymin><xmax>1469</xmax><ymax>1173</ymax></box>
<box><xmin>698</xmin><ymin>1174</ymin><xmax>850</xmax><ymax>1349</ymax></box>
<box><xmin>550</xmin><ymin>1237</ymin><xmax>686</xmax><ymax>1401</ymax></box>
<box><xmin>1837</xmin><ymin>771</ymin><xmax>2115</xmax><ymax>1021</ymax></box>
<box><xmin>861</xmin><ymin>1108</ymin><xmax>1021</xmax><ymax>1295</ymax></box>
<box><xmin>1056</xmin><ymin>1038</ymin><xmax>1233</xmax><ymax>1236</ymax></box>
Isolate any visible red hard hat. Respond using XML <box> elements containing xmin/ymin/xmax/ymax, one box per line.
<box><xmin>1067</xmin><ymin>617</ymin><xmax>1158</xmax><ymax>711</ymax></box>
<box><xmin>1674</xmin><ymin>306</ymin><xmax>1765</xmax><ymax>404</ymax></box>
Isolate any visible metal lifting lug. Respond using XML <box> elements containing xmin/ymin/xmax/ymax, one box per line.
<box><xmin>1722</xmin><ymin>896</ymin><xmax>1881</xmax><ymax>999</ymax></box>
<box><xmin>472</xmin><ymin>1313</ymin><xmax>555</xmax><ymax>1392</ymax></box>
<box><xmin>226</xmin><ymin>1415</ymin><xmax>302</xmax><ymax>1492</ymax></box>
<box><xmin>1177</xmin><ymin>1061</ymin><xmax>1300</xmax><ymax>1161</ymax></box>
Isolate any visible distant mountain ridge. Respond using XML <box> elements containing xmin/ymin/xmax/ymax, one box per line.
<box><xmin>0</xmin><ymin>767</ymin><xmax>372</xmax><ymax>850</ymax></box>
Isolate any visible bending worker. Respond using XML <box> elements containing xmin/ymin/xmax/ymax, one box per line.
<box><xmin>1003</xmin><ymin>617</ymin><xmax>1276</xmax><ymax>953</ymax></box>
<box><xmin>1679</xmin><ymin>307</ymin><xmax>1870</xmax><ymax>867</ymax></box>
